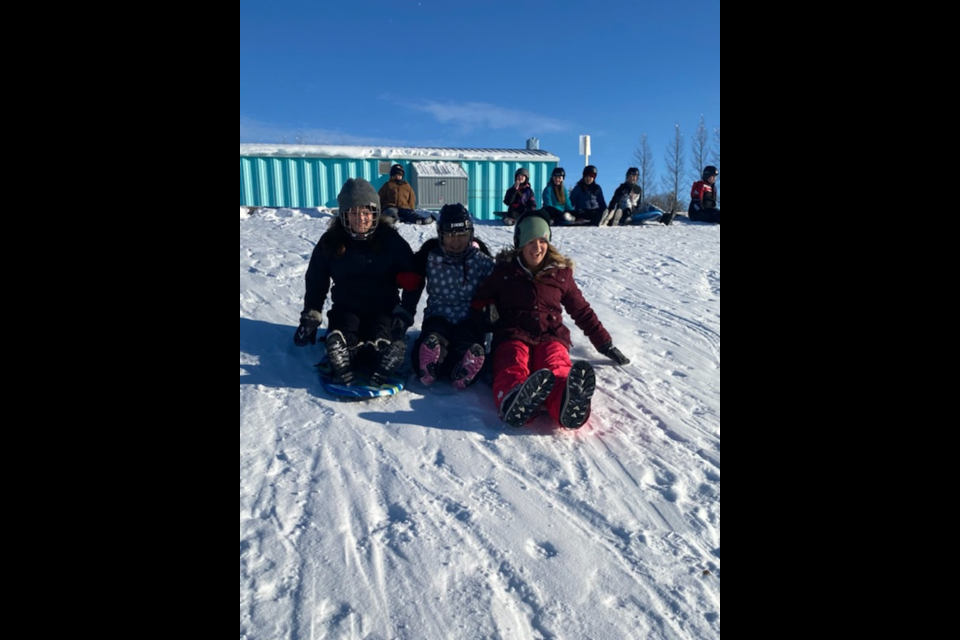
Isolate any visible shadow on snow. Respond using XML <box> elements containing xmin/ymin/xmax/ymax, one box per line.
<box><xmin>241</xmin><ymin>318</ymin><xmax>576</xmax><ymax>438</ymax></box>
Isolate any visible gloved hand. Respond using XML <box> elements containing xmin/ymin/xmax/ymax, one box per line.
<box><xmin>391</xmin><ymin>305</ymin><xmax>415</xmax><ymax>340</ymax></box>
<box><xmin>294</xmin><ymin>310</ymin><xmax>323</xmax><ymax>347</ymax></box>
<box><xmin>480</xmin><ymin>303</ymin><xmax>499</xmax><ymax>329</ymax></box>
<box><xmin>600</xmin><ymin>342</ymin><xmax>630</xmax><ymax>366</ymax></box>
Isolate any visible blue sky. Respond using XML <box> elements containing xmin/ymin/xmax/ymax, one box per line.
<box><xmin>240</xmin><ymin>0</ymin><xmax>720</xmax><ymax>198</ymax></box>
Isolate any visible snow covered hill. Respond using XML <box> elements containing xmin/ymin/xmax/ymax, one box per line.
<box><xmin>240</xmin><ymin>207</ymin><xmax>721</xmax><ymax>639</ymax></box>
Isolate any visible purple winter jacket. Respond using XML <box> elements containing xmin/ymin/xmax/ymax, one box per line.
<box><xmin>473</xmin><ymin>253</ymin><xmax>611</xmax><ymax>352</ymax></box>
<box><xmin>503</xmin><ymin>185</ymin><xmax>537</xmax><ymax>216</ymax></box>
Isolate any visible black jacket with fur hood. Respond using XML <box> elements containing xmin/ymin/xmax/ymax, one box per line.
<box><xmin>302</xmin><ymin>220</ymin><xmax>420</xmax><ymax>319</ymax></box>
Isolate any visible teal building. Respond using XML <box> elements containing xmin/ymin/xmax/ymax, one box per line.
<box><xmin>239</xmin><ymin>143</ymin><xmax>561</xmax><ymax>221</ymax></box>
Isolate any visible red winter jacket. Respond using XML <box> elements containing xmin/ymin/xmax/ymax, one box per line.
<box><xmin>689</xmin><ymin>180</ymin><xmax>718</xmax><ymax>211</ymax></box>
<box><xmin>473</xmin><ymin>253</ymin><xmax>611</xmax><ymax>351</ymax></box>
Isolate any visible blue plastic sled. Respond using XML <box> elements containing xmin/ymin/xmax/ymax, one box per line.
<box><xmin>631</xmin><ymin>211</ymin><xmax>663</xmax><ymax>223</ymax></box>
<box><xmin>316</xmin><ymin>360</ymin><xmax>406</xmax><ymax>400</ymax></box>
<box><xmin>627</xmin><ymin>204</ymin><xmax>665</xmax><ymax>224</ymax></box>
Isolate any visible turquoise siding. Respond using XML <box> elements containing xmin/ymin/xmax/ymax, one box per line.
<box><xmin>461</xmin><ymin>161</ymin><xmax>557</xmax><ymax>221</ymax></box>
<box><xmin>240</xmin><ymin>157</ymin><xmax>389</xmax><ymax>209</ymax></box>
<box><xmin>240</xmin><ymin>153</ymin><xmax>558</xmax><ymax>221</ymax></box>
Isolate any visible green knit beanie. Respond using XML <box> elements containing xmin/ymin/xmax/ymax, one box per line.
<box><xmin>516</xmin><ymin>215</ymin><xmax>551</xmax><ymax>249</ymax></box>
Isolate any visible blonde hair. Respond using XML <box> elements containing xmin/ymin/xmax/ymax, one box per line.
<box><xmin>552</xmin><ymin>184</ymin><xmax>567</xmax><ymax>205</ymax></box>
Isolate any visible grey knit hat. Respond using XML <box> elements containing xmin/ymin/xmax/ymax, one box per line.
<box><xmin>337</xmin><ymin>177</ymin><xmax>380</xmax><ymax>212</ymax></box>
<box><xmin>337</xmin><ymin>178</ymin><xmax>381</xmax><ymax>239</ymax></box>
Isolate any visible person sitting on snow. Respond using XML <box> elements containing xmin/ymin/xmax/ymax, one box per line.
<box><xmin>294</xmin><ymin>178</ymin><xmax>422</xmax><ymax>387</ymax></box>
<box><xmin>602</xmin><ymin>167</ymin><xmax>643</xmax><ymax>226</ymax></box>
<box><xmin>541</xmin><ymin>167</ymin><xmax>577</xmax><ymax>226</ymax></box>
<box><xmin>688</xmin><ymin>165</ymin><xmax>720</xmax><ymax>224</ymax></box>
<box><xmin>569</xmin><ymin>165</ymin><xmax>607</xmax><ymax>226</ymax></box>
<box><xmin>501</xmin><ymin>167</ymin><xmax>537</xmax><ymax>226</ymax></box>
<box><xmin>407</xmin><ymin>203</ymin><xmax>496</xmax><ymax>390</ymax></box>
<box><xmin>603</xmin><ymin>167</ymin><xmax>676</xmax><ymax>226</ymax></box>
<box><xmin>378</xmin><ymin>164</ymin><xmax>432</xmax><ymax>225</ymax></box>
<box><xmin>471</xmin><ymin>209</ymin><xmax>630</xmax><ymax>430</ymax></box>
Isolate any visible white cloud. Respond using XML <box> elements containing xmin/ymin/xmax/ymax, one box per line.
<box><xmin>398</xmin><ymin>99</ymin><xmax>572</xmax><ymax>135</ymax></box>
<box><xmin>240</xmin><ymin>116</ymin><xmax>407</xmax><ymax>146</ymax></box>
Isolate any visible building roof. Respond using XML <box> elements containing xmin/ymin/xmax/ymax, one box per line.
<box><xmin>239</xmin><ymin>144</ymin><xmax>559</xmax><ymax>162</ymax></box>
<box><xmin>410</xmin><ymin>161</ymin><xmax>469</xmax><ymax>178</ymax></box>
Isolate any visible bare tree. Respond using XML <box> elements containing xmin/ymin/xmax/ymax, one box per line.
<box><xmin>646</xmin><ymin>192</ymin><xmax>676</xmax><ymax>212</ymax></box>
<box><xmin>712</xmin><ymin>127</ymin><xmax>721</xmax><ymax>168</ymax></box>
<box><xmin>690</xmin><ymin>115</ymin><xmax>710</xmax><ymax>185</ymax></box>
<box><xmin>662</xmin><ymin>123</ymin><xmax>685</xmax><ymax>213</ymax></box>
<box><xmin>633</xmin><ymin>133</ymin><xmax>657</xmax><ymax>203</ymax></box>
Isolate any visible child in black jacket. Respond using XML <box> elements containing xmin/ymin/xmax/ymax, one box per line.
<box><xmin>294</xmin><ymin>178</ymin><xmax>422</xmax><ymax>386</ymax></box>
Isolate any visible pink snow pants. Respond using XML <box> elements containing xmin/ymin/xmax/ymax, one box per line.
<box><xmin>492</xmin><ymin>339</ymin><xmax>572</xmax><ymax>424</ymax></box>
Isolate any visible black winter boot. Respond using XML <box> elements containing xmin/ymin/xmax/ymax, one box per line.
<box><xmin>325</xmin><ymin>331</ymin><xmax>355</xmax><ymax>385</ymax></box>
<box><xmin>501</xmin><ymin>369</ymin><xmax>555</xmax><ymax>428</ymax></box>
<box><xmin>560</xmin><ymin>361</ymin><xmax>596</xmax><ymax>429</ymax></box>
<box><xmin>369</xmin><ymin>339</ymin><xmax>406</xmax><ymax>387</ymax></box>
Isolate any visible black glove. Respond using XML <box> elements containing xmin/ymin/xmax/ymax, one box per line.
<box><xmin>391</xmin><ymin>305</ymin><xmax>415</xmax><ymax>340</ymax></box>
<box><xmin>479</xmin><ymin>303</ymin><xmax>499</xmax><ymax>330</ymax></box>
<box><xmin>293</xmin><ymin>311</ymin><xmax>322</xmax><ymax>347</ymax></box>
<box><xmin>601</xmin><ymin>342</ymin><xmax>630</xmax><ymax>366</ymax></box>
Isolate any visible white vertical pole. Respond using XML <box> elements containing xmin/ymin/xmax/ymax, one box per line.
<box><xmin>580</xmin><ymin>135</ymin><xmax>592</xmax><ymax>167</ymax></box>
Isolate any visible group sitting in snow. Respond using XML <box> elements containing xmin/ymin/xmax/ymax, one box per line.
<box><xmin>293</xmin><ymin>178</ymin><xmax>632</xmax><ymax>430</ymax></box>
<box><xmin>500</xmin><ymin>163</ymin><xmax>724</xmax><ymax>227</ymax></box>
<box><xmin>372</xmin><ymin>161</ymin><xmax>720</xmax><ymax>229</ymax></box>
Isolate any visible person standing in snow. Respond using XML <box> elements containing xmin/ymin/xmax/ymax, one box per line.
<box><xmin>294</xmin><ymin>177</ymin><xmax>422</xmax><ymax>386</ymax></box>
<box><xmin>569</xmin><ymin>165</ymin><xmax>607</xmax><ymax>226</ymax></box>
<box><xmin>501</xmin><ymin>167</ymin><xmax>537</xmax><ymax>226</ymax></box>
<box><xmin>541</xmin><ymin>167</ymin><xmax>577</xmax><ymax>226</ymax></box>
<box><xmin>378</xmin><ymin>164</ymin><xmax>431</xmax><ymax>225</ymax></box>
<box><xmin>471</xmin><ymin>210</ymin><xmax>631</xmax><ymax>429</ymax></box>
<box><xmin>407</xmin><ymin>204</ymin><xmax>496</xmax><ymax>389</ymax></box>
<box><xmin>688</xmin><ymin>165</ymin><xmax>720</xmax><ymax>224</ymax></box>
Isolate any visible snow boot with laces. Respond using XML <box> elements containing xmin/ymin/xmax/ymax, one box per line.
<box><xmin>324</xmin><ymin>330</ymin><xmax>355</xmax><ymax>385</ymax></box>
<box><xmin>369</xmin><ymin>339</ymin><xmax>406</xmax><ymax>387</ymax></box>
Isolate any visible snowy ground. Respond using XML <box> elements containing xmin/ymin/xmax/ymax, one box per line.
<box><xmin>240</xmin><ymin>206</ymin><xmax>721</xmax><ymax>640</ymax></box>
